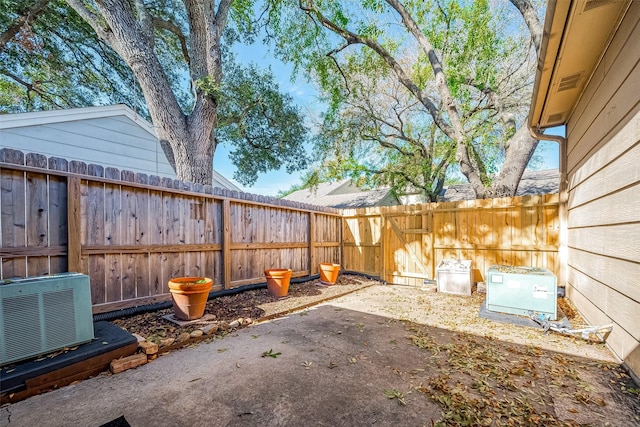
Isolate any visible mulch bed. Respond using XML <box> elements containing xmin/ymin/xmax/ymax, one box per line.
<box><xmin>112</xmin><ymin>274</ymin><xmax>375</xmax><ymax>348</ymax></box>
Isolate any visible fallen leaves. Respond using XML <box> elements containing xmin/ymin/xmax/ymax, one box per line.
<box><xmin>384</xmin><ymin>388</ymin><xmax>406</xmax><ymax>406</ymax></box>
<box><xmin>405</xmin><ymin>326</ymin><xmax>626</xmax><ymax>426</ymax></box>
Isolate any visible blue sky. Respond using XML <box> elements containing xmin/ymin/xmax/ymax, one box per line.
<box><xmin>214</xmin><ymin>43</ymin><xmax>561</xmax><ymax>196</ymax></box>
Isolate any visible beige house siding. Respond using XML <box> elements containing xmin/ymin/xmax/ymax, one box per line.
<box><xmin>565</xmin><ymin>3</ymin><xmax>640</xmax><ymax>376</ymax></box>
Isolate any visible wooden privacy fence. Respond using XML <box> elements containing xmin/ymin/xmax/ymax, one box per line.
<box><xmin>1</xmin><ymin>148</ymin><xmax>561</xmax><ymax>313</ymax></box>
<box><xmin>0</xmin><ymin>149</ymin><xmax>341</xmax><ymax>313</ymax></box>
<box><xmin>341</xmin><ymin>195</ymin><xmax>560</xmax><ymax>286</ymax></box>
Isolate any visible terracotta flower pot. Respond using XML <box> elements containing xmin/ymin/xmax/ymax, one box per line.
<box><xmin>264</xmin><ymin>269</ymin><xmax>292</xmax><ymax>297</ymax></box>
<box><xmin>319</xmin><ymin>263</ymin><xmax>341</xmax><ymax>285</ymax></box>
<box><xmin>168</xmin><ymin>277</ymin><xmax>213</xmax><ymax>320</ymax></box>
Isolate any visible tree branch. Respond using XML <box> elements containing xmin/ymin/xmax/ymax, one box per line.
<box><xmin>299</xmin><ymin>0</ymin><xmax>453</xmax><ymax>139</ymax></box>
<box><xmin>362</xmin><ymin>134</ymin><xmax>414</xmax><ymax>157</ymax></box>
<box><xmin>65</xmin><ymin>0</ymin><xmax>111</xmax><ymax>42</ymax></box>
<box><xmin>508</xmin><ymin>0</ymin><xmax>542</xmax><ymax>54</ymax></box>
<box><xmin>215</xmin><ymin>0</ymin><xmax>234</xmax><ymax>30</ymax></box>
<box><xmin>219</xmin><ymin>98</ymin><xmax>263</xmax><ymax>127</ymax></box>
<box><xmin>0</xmin><ymin>0</ymin><xmax>50</xmax><ymax>52</ymax></box>
<box><xmin>1</xmin><ymin>69</ymin><xmax>68</xmax><ymax>108</ymax></box>
<box><xmin>134</xmin><ymin>0</ymin><xmax>154</xmax><ymax>47</ymax></box>
<box><xmin>184</xmin><ymin>0</ymin><xmax>207</xmax><ymax>81</ymax></box>
<box><xmin>384</xmin><ymin>0</ymin><xmax>487</xmax><ymax>195</ymax></box>
<box><xmin>326</xmin><ymin>42</ymin><xmax>352</xmax><ymax>96</ymax></box>
<box><xmin>347</xmin><ymin>99</ymin><xmax>425</xmax><ymax>154</ymax></box>
<box><xmin>152</xmin><ymin>17</ymin><xmax>191</xmax><ymax>66</ymax></box>
<box><xmin>463</xmin><ymin>77</ymin><xmax>516</xmax><ymax>133</ymax></box>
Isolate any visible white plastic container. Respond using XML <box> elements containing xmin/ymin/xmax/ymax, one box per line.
<box><xmin>436</xmin><ymin>259</ymin><xmax>473</xmax><ymax>296</ymax></box>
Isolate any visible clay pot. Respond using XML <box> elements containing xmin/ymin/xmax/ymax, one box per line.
<box><xmin>168</xmin><ymin>277</ymin><xmax>213</xmax><ymax>320</ymax></box>
<box><xmin>319</xmin><ymin>263</ymin><xmax>341</xmax><ymax>285</ymax></box>
<box><xmin>264</xmin><ymin>269</ymin><xmax>292</xmax><ymax>297</ymax></box>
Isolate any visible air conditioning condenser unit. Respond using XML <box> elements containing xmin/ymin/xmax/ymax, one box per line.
<box><xmin>486</xmin><ymin>265</ymin><xmax>557</xmax><ymax>320</ymax></box>
<box><xmin>0</xmin><ymin>273</ymin><xmax>94</xmax><ymax>366</ymax></box>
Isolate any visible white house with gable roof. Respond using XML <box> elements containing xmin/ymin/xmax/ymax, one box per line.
<box><xmin>0</xmin><ymin>104</ymin><xmax>241</xmax><ymax>191</ymax></box>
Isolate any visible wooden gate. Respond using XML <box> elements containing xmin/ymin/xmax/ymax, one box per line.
<box><xmin>382</xmin><ymin>205</ymin><xmax>433</xmax><ymax>286</ymax></box>
<box><xmin>341</xmin><ymin>204</ymin><xmax>433</xmax><ymax>285</ymax></box>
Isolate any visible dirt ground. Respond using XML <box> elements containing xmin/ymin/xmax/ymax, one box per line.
<box><xmin>328</xmin><ymin>284</ymin><xmax>640</xmax><ymax>426</ymax></box>
<box><xmin>2</xmin><ymin>276</ymin><xmax>639</xmax><ymax>426</ymax></box>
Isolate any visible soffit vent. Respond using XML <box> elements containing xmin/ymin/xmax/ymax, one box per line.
<box><xmin>547</xmin><ymin>112</ymin><xmax>565</xmax><ymax>123</ymax></box>
<box><xmin>557</xmin><ymin>72</ymin><xmax>583</xmax><ymax>92</ymax></box>
<box><xmin>583</xmin><ymin>0</ymin><xmax>617</xmax><ymax>13</ymax></box>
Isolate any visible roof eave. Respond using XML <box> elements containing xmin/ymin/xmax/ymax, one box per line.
<box><xmin>529</xmin><ymin>0</ymin><xmax>631</xmax><ymax>131</ymax></box>
<box><xmin>528</xmin><ymin>0</ymin><xmax>569</xmax><ymax>131</ymax></box>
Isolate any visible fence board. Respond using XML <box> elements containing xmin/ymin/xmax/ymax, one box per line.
<box><xmin>121</xmin><ymin>187</ymin><xmax>136</xmax><ymax>300</ymax></box>
<box><xmin>89</xmin><ymin>254</ymin><xmax>106</xmax><ymax>305</ymax></box>
<box><xmin>149</xmin><ymin>189</ymin><xmax>164</xmax><ymax>294</ymax></box>
<box><xmin>67</xmin><ymin>177</ymin><xmax>82</xmax><ymax>274</ymax></box>
<box><xmin>222</xmin><ymin>199</ymin><xmax>231</xmax><ymax>288</ymax></box>
<box><xmin>1</xmin><ymin>168</ymin><xmax>26</xmax><ymax>278</ymax></box>
<box><xmin>105</xmin><ymin>254</ymin><xmax>120</xmax><ymax>302</ymax></box>
<box><xmin>26</xmin><ymin>172</ymin><xmax>49</xmax><ymax>276</ymax></box>
<box><xmin>48</xmin><ymin>174</ymin><xmax>67</xmax><ymax>273</ymax></box>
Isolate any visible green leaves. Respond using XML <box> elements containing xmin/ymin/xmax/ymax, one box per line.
<box><xmin>195</xmin><ymin>76</ymin><xmax>222</xmax><ymax>100</ymax></box>
<box><xmin>217</xmin><ymin>60</ymin><xmax>310</xmax><ymax>186</ymax></box>
<box><xmin>0</xmin><ymin>0</ymin><xmax>143</xmax><ymax>113</ymax></box>
<box><xmin>268</xmin><ymin>0</ymin><xmax>540</xmax><ymax>199</ymax></box>
<box><xmin>261</xmin><ymin>349</ymin><xmax>282</xmax><ymax>358</ymax></box>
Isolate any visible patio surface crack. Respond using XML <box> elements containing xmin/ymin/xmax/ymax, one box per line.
<box><xmin>1</xmin><ymin>404</ymin><xmax>11</xmax><ymax>425</ymax></box>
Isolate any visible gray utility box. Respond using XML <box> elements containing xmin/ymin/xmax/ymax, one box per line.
<box><xmin>436</xmin><ymin>259</ymin><xmax>473</xmax><ymax>296</ymax></box>
<box><xmin>486</xmin><ymin>265</ymin><xmax>557</xmax><ymax>320</ymax></box>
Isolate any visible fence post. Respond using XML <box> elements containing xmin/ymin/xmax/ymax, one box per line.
<box><xmin>380</xmin><ymin>211</ymin><xmax>386</xmax><ymax>282</ymax></box>
<box><xmin>339</xmin><ymin>215</ymin><xmax>345</xmax><ymax>271</ymax></box>
<box><xmin>222</xmin><ymin>198</ymin><xmax>231</xmax><ymax>289</ymax></box>
<box><xmin>309</xmin><ymin>212</ymin><xmax>316</xmax><ymax>276</ymax></box>
<box><xmin>429</xmin><ymin>208</ymin><xmax>435</xmax><ymax>280</ymax></box>
<box><xmin>67</xmin><ymin>176</ymin><xmax>82</xmax><ymax>273</ymax></box>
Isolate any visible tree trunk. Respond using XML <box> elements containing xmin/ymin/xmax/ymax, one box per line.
<box><xmin>487</xmin><ymin>124</ymin><xmax>539</xmax><ymax>198</ymax></box>
<box><xmin>509</xmin><ymin>0</ymin><xmax>543</xmax><ymax>53</ymax></box>
<box><xmin>65</xmin><ymin>0</ymin><xmax>224</xmax><ymax>186</ymax></box>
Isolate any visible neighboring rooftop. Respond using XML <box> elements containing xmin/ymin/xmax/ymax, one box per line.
<box><xmin>282</xmin><ymin>180</ymin><xmax>399</xmax><ymax>208</ymax></box>
<box><xmin>283</xmin><ymin>169</ymin><xmax>559</xmax><ymax>208</ymax></box>
<box><xmin>438</xmin><ymin>169</ymin><xmax>560</xmax><ymax>202</ymax></box>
